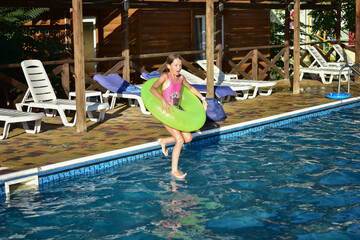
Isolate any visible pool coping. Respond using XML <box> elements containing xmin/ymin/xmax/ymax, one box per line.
<box><xmin>1</xmin><ymin>96</ymin><xmax>360</xmax><ymax>197</ymax></box>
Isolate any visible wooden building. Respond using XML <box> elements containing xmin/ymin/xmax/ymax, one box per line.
<box><xmin>20</xmin><ymin>4</ymin><xmax>271</xmax><ymax>79</ymax></box>
<box><xmin>1</xmin><ymin>0</ymin><xmax>358</xmax><ymax>132</ymax></box>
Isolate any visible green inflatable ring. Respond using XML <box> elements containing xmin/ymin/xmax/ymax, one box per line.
<box><xmin>141</xmin><ymin>77</ymin><xmax>206</xmax><ymax>132</ymax></box>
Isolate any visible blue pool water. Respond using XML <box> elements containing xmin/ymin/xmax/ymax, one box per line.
<box><xmin>1</xmin><ymin>106</ymin><xmax>360</xmax><ymax>239</ymax></box>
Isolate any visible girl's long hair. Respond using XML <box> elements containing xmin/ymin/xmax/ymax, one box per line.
<box><xmin>166</xmin><ymin>54</ymin><xmax>182</xmax><ymax>72</ymax></box>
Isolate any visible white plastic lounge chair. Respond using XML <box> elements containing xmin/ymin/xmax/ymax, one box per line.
<box><xmin>300</xmin><ymin>46</ymin><xmax>352</xmax><ymax>84</ymax></box>
<box><xmin>0</xmin><ymin>108</ymin><xmax>45</xmax><ymax>139</ymax></box>
<box><xmin>19</xmin><ymin>59</ymin><xmax>109</xmax><ymax>127</ymax></box>
<box><xmin>93</xmin><ymin>73</ymin><xmax>150</xmax><ymax>114</ymax></box>
<box><xmin>306</xmin><ymin>45</ymin><xmax>346</xmax><ymax>68</ymax></box>
<box><xmin>180</xmin><ymin>69</ymin><xmax>251</xmax><ymax>101</ymax></box>
<box><xmin>299</xmin><ymin>66</ymin><xmax>351</xmax><ymax>84</ymax></box>
<box><xmin>332</xmin><ymin>44</ymin><xmax>354</xmax><ymax>65</ymax></box>
<box><xmin>196</xmin><ymin>59</ymin><xmax>276</xmax><ymax>99</ymax></box>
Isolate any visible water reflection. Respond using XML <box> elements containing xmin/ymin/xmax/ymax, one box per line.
<box><xmin>153</xmin><ymin>179</ymin><xmax>214</xmax><ymax>239</ymax></box>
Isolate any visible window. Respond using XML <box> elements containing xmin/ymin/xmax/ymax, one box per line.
<box><xmin>83</xmin><ymin>17</ymin><xmax>97</xmax><ymax>73</ymax></box>
<box><xmin>195</xmin><ymin>15</ymin><xmax>222</xmax><ymax>60</ymax></box>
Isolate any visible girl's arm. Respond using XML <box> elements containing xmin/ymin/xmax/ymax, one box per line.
<box><xmin>182</xmin><ymin>76</ymin><xmax>208</xmax><ymax>111</ymax></box>
<box><xmin>150</xmin><ymin>74</ymin><xmax>173</xmax><ymax>113</ymax></box>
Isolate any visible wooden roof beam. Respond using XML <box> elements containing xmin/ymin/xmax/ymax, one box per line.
<box><xmin>0</xmin><ymin>0</ymin><xmax>340</xmax><ymax>10</ymax></box>
<box><xmin>300</xmin><ymin>3</ymin><xmax>337</xmax><ymax>10</ymax></box>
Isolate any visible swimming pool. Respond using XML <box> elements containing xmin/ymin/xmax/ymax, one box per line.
<box><xmin>1</xmin><ymin>102</ymin><xmax>360</xmax><ymax>239</ymax></box>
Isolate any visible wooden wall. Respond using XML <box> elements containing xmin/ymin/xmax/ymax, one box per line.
<box><xmin>21</xmin><ymin>7</ymin><xmax>271</xmax><ymax>79</ymax></box>
<box><xmin>128</xmin><ymin>9</ymin><xmax>193</xmax><ymax>71</ymax></box>
<box><xmin>95</xmin><ymin>8</ymin><xmax>125</xmax><ymax>71</ymax></box>
<box><xmin>132</xmin><ymin>9</ymin><xmax>193</xmax><ymax>54</ymax></box>
<box><xmin>223</xmin><ymin>8</ymin><xmax>270</xmax><ymax>78</ymax></box>
<box><xmin>224</xmin><ymin>9</ymin><xmax>270</xmax><ymax>52</ymax></box>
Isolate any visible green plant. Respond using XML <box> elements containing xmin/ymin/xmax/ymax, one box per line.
<box><xmin>309</xmin><ymin>0</ymin><xmax>355</xmax><ymax>35</ymax></box>
<box><xmin>0</xmin><ymin>7</ymin><xmax>71</xmax><ymax>94</ymax></box>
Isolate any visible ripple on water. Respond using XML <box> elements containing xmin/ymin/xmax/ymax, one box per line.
<box><xmin>2</xmin><ymin>106</ymin><xmax>360</xmax><ymax>239</ymax></box>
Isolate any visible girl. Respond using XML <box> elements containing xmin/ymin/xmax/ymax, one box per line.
<box><xmin>150</xmin><ymin>54</ymin><xmax>208</xmax><ymax>179</ymax></box>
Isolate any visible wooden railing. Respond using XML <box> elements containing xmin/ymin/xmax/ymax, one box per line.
<box><xmin>0</xmin><ymin>44</ymin><xmax>291</xmax><ymax>107</ymax></box>
<box><xmin>223</xmin><ymin>45</ymin><xmax>289</xmax><ymax>80</ymax></box>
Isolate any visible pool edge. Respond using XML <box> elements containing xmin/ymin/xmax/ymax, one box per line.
<box><xmin>1</xmin><ymin>96</ymin><xmax>360</xmax><ymax>198</ymax></box>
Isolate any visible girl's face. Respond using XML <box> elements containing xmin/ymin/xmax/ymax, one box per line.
<box><xmin>167</xmin><ymin>58</ymin><xmax>182</xmax><ymax>76</ymax></box>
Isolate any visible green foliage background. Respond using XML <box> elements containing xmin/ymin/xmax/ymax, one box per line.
<box><xmin>0</xmin><ymin>7</ymin><xmax>70</xmax><ymax>97</ymax></box>
<box><xmin>270</xmin><ymin>0</ymin><xmax>356</xmax><ymax>79</ymax></box>
<box><xmin>0</xmin><ymin>7</ymin><xmax>70</xmax><ymax>65</ymax></box>
<box><xmin>309</xmin><ymin>0</ymin><xmax>355</xmax><ymax>35</ymax></box>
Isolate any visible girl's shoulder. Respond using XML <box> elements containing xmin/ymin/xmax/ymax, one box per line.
<box><xmin>179</xmin><ymin>74</ymin><xmax>185</xmax><ymax>82</ymax></box>
<box><xmin>158</xmin><ymin>73</ymin><xmax>169</xmax><ymax>81</ymax></box>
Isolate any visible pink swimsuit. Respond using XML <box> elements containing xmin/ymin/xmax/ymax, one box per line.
<box><xmin>162</xmin><ymin>73</ymin><xmax>182</xmax><ymax>107</ymax></box>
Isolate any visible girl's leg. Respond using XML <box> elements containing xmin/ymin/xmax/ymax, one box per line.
<box><xmin>181</xmin><ymin>132</ymin><xmax>192</xmax><ymax>143</ymax></box>
<box><xmin>158</xmin><ymin>136</ymin><xmax>175</xmax><ymax>157</ymax></box>
<box><xmin>162</xmin><ymin>124</ymin><xmax>190</xmax><ymax>178</ymax></box>
<box><xmin>158</xmin><ymin>131</ymin><xmax>192</xmax><ymax>156</ymax></box>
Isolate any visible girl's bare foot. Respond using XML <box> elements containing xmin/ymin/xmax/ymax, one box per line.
<box><xmin>157</xmin><ymin>139</ymin><xmax>168</xmax><ymax>156</ymax></box>
<box><xmin>171</xmin><ymin>170</ymin><xmax>187</xmax><ymax>179</ymax></box>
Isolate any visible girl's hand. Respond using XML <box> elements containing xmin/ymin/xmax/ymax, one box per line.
<box><xmin>161</xmin><ymin>99</ymin><xmax>173</xmax><ymax>113</ymax></box>
<box><xmin>201</xmin><ymin>97</ymin><xmax>208</xmax><ymax>111</ymax></box>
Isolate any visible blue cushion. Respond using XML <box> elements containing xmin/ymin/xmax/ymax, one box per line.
<box><xmin>94</xmin><ymin>73</ymin><xmax>141</xmax><ymax>95</ymax></box>
<box><xmin>191</xmin><ymin>84</ymin><xmax>236</xmax><ymax>102</ymax></box>
<box><xmin>205</xmin><ymin>98</ymin><xmax>227</xmax><ymax>122</ymax></box>
<box><xmin>141</xmin><ymin>71</ymin><xmax>162</xmax><ymax>80</ymax></box>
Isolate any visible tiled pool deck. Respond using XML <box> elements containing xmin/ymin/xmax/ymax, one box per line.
<box><xmin>1</xmin><ymin>79</ymin><xmax>360</xmax><ymax>188</ymax></box>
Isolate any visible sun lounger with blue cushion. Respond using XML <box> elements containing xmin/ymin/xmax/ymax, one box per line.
<box><xmin>141</xmin><ymin>71</ymin><xmax>238</xmax><ymax>103</ymax></box>
<box><xmin>94</xmin><ymin>73</ymin><xmax>150</xmax><ymax>114</ymax></box>
<box><xmin>141</xmin><ymin>71</ymin><xmax>162</xmax><ymax>80</ymax></box>
<box><xmin>196</xmin><ymin>59</ymin><xmax>276</xmax><ymax>99</ymax></box>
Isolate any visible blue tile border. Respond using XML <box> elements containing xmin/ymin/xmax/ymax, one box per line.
<box><xmin>1</xmin><ymin>98</ymin><xmax>360</xmax><ymax>199</ymax></box>
<box><xmin>188</xmin><ymin>99</ymin><xmax>360</xmax><ymax>145</ymax></box>
<box><xmin>39</xmin><ymin>151</ymin><xmax>163</xmax><ymax>187</ymax></box>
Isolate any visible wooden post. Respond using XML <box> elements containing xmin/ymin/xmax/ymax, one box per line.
<box><xmin>252</xmin><ymin>49</ymin><xmax>258</xmax><ymax>80</ymax></box>
<box><xmin>121</xmin><ymin>6</ymin><xmax>130</xmax><ymax>82</ymax></box>
<box><xmin>292</xmin><ymin>0</ymin><xmax>300</xmax><ymax>94</ymax></box>
<box><xmin>72</xmin><ymin>0</ymin><xmax>87</xmax><ymax>133</ymax></box>
<box><xmin>336</xmin><ymin>2</ymin><xmax>341</xmax><ymax>43</ymax></box>
<box><xmin>206</xmin><ymin>0</ymin><xmax>214</xmax><ymax>98</ymax></box>
<box><xmin>356</xmin><ymin>0</ymin><xmax>360</xmax><ymax>82</ymax></box>
<box><xmin>61</xmin><ymin>63</ymin><xmax>70</xmax><ymax>97</ymax></box>
<box><xmin>216</xmin><ymin>44</ymin><xmax>223</xmax><ymax>70</ymax></box>
<box><xmin>215</xmin><ymin>9</ymin><xmax>223</xmax><ymax>70</ymax></box>
<box><xmin>284</xmin><ymin>6</ymin><xmax>290</xmax><ymax>81</ymax></box>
